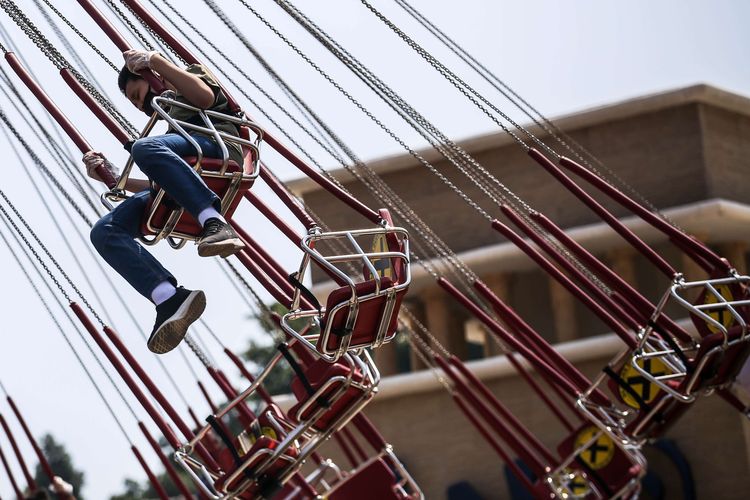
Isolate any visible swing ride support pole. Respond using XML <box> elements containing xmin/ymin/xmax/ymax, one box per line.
<box><xmin>259</xmin><ymin>167</ymin><xmax>317</xmax><ymax>229</ymax></box>
<box><xmin>446</xmin><ymin>356</ymin><xmax>558</xmax><ymax>465</ymax></box>
<box><xmin>529</xmin><ymin>211</ymin><xmax>694</xmax><ymax>343</ymax></box>
<box><xmin>528</xmin><ymin>149</ymin><xmax>678</xmax><ymax>279</ymax></box>
<box><xmin>437</xmin><ymin>278</ymin><xmax>604</xmax><ymax>404</ymax></box>
<box><xmin>206</xmin><ymin>367</ymin><xmax>257</xmax><ymax>424</ymax></box>
<box><xmin>100</xmin><ymin>326</ymin><xmax>219</xmax><ymax>470</ymax></box>
<box><xmin>68</xmin><ymin>303</ymin><xmax>183</xmax><ymax>450</ymax></box>
<box><xmin>557</xmin><ymin>156</ymin><xmax>729</xmax><ymax>273</ymax></box>
<box><xmin>130</xmin><ymin>444</ymin><xmax>169</xmax><ymax>500</ymax></box>
<box><xmin>0</xmin><ymin>440</ymin><xmax>23</xmax><ymax>499</ymax></box>
<box><xmin>244</xmin><ymin>191</ymin><xmax>302</xmax><ymax>245</ymax></box>
<box><xmin>197</xmin><ymin>381</ymin><xmax>219</xmax><ymax>414</ymax></box>
<box><xmin>3</xmin><ymin>52</ymin><xmax>119</xmax><ymax>187</ymax></box>
<box><xmin>5</xmin><ymin>398</ymin><xmax>55</xmax><ymax>486</ymax></box>
<box><xmin>0</xmin><ymin>413</ymin><xmax>35</xmax><ymax>492</ymax></box>
<box><xmin>502</xmin><ymin>205</ymin><xmax>643</xmax><ymax>331</ymax></box>
<box><xmin>223</xmin><ymin>348</ymin><xmax>274</xmax><ymax>405</ymax></box>
<box><xmin>233</xmin><ymin>248</ymin><xmax>294</xmax><ymax>309</ymax></box>
<box><xmin>231</xmin><ymin>223</ymin><xmax>298</xmax><ymax>299</ymax></box>
<box><xmin>59</xmin><ymin>69</ymin><xmax>132</xmax><ymax>146</ymax></box>
<box><xmin>491</xmin><ymin>218</ymin><xmax>639</xmax><ymax>350</ymax></box>
<box><xmin>432</xmin><ymin>355</ymin><xmax>548</xmax><ymax>477</ymax></box>
<box><xmin>473</xmin><ymin>280</ymin><xmax>609</xmax><ymax>406</ymax></box>
<box><xmin>452</xmin><ymin>394</ymin><xmax>537</xmax><ymax>493</ymax></box>
<box><xmin>74</xmin><ymin>0</ymin><xmax>165</xmax><ymax>92</ymax></box>
<box><xmin>138</xmin><ymin>422</ymin><xmax>198</xmax><ymax>500</ymax></box>
<box><xmin>112</xmin><ymin>0</ymin><xmax>383</xmax><ymax>225</ymax></box>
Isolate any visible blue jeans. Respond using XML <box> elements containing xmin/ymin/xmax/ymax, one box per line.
<box><xmin>90</xmin><ymin>133</ymin><xmax>221</xmax><ymax>300</ymax></box>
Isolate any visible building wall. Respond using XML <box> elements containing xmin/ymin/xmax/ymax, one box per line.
<box><xmin>291</xmin><ymin>86</ymin><xmax>750</xmax><ymax>498</ymax></box>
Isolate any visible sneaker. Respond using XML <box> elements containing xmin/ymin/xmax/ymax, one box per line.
<box><xmin>197</xmin><ymin>218</ymin><xmax>245</xmax><ymax>258</ymax></box>
<box><xmin>147</xmin><ymin>287</ymin><xmax>206</xmax><ymax>354</ymax></box>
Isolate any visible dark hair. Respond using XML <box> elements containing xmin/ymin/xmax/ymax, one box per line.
<box><xmin>118</xmin><ymin>65</ymin><xmax>142</xmax><ymax>94</ymax></box>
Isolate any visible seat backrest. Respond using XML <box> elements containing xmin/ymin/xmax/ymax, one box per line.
<box><xmin>327</xmin><ymin>458</ymin><xmax>400</xmax><ymax>500</ymax></box>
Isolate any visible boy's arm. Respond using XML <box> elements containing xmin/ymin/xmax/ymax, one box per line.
<box><xmin>124</xmin><ymin>50</ymin><xmax>215</xmax><ymax>108</ymax></box>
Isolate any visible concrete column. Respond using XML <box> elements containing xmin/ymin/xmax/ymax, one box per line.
<box><xmin>606</xmin><ymin>247</ymin><xmax>637</xmax><ymax>286</ymax></box>
<box><xmin>481</xmin><ymin>274</ymin><xmax>510</xmax><ymax>357</ymax></box>
<box><xmin>404</xmin><ymin>298</ymin><xmax>429</xmax><ymax>372</ymax></box>
<box><xmin>719</xmin><ymin>241</ymin><xmax>748</xmax><ymax>274</ymax></box>
<box><xmin>423</xmin><ymin>288</ymin><xmax>468</xmax><ymax>360</ymax></box>
<box><xmin>548</xmin><ymin>276</ymin><xmax>578</xmax><ymax>343</ymax></box>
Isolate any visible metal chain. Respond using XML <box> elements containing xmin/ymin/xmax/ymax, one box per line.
<box><xmin>0</xmin><ymin>186</ymin><xmax>105</xmax><ymax>325</ymax></box>
<box><xmin>0</xmin><ymin>222</ymin><xmax>138</xmax><ymax>443</ymax></box>
<box><xmin>276</xmin><ymin>0</ymin><xmax>613</xmax><ymax>295</ymax></box>
<box><xmin>392</xmin><ymin>0</ymin><xmax>686</xmax><ymax>233</ymax></box>
<box><xmin>113</xmin><ymin>0</ymin><xmax>185</xmax><ymax>65</ymax></box>
<box><xmin>184</xmin><ymin>334</ymin><xmax>214</xmax><ymax>369</ymax></box>
<box><xmin>37</xmin><ymin>0</ymin><xmax>118</xmax><ymax>71</ymax></box>
<box><xmin>0</xmin><ymin>0</ymin><xmax>139</xmax><ymax>137</ymax></box>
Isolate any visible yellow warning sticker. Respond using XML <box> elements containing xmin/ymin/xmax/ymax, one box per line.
<box><xmin>559</xmin><ymin>468</ymin><xmax>591</xmax><ymax>498</ymax></box>
<box><xmin>574</xmin><ymin>427</ymin><xmax>615</xmax><ymax>470</ymax></box>
<box><xmin>618</xmin><ymin>357</ymin><xmax>671</xmax><ymax>409</ymax></box>
<box><xmin>371</xmin><ymin>233</ymin><xmax>393</xmax><ymax>279</ymax></box>
<box><xmin>704</xmin><ymin>284</ymin><xmax>735</xmax><ymax>333</ymax></box>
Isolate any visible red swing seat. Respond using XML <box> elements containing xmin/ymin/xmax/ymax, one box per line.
<box><xmin>140</xmin><ymin>125</ymin><xmax>259</xmax><ymax>243</ymax></box>
<box><xmin>288</xmin><ymin>355</ymin><xmax>375</xmax><ymax>433</ymax></box>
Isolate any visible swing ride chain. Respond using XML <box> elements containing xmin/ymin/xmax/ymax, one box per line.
<box><xmin>392</xmin><ymin>0</ymin><xmax>686</xmax><ymax>234</ymax></box>
<box><xmin>0</xmin><ymin>226</ymin><xmax>139</xmax><ymax>438</ymax></box>
<box><xmin>360</xmin><ymin>0</ymin><xmax>560</xmax><ymax>159</ymax></box>
<box><xmin>0</xmin><ymin>187</ymin><xmax>106</xmax><ymax>326</ymax></box>
<box><xmin>112</xmin><ymin>0</ymin><xmax>186</xmax><ymax>65</ymax></box>
<box><xmin>38</xmin><ymin>0</ymin><xmax>119</xmax><ymax>71</ymax></box>
<box><xmin>184</xmin><ymin>335</ymin><xmax>213</xmax><ymax>369</ymax></box>
<box><xmin>0</xmin><ymin>0</ymin><xmax>139</xmax><ymax>138</ymax></box>
<box><xmin>263</xmin><ymin>0</ymin><xmax>611</xmax><ymax>294</ymax></box>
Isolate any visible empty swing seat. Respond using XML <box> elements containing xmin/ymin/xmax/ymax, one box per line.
<box><xmin>318</xmin><ymin>276</ymin><xmax>407</xmax><ymax>354</ymax></box>
<box><xmin>327</xmin><ymin>457</ymin><xmax>403</xmax><ymax>500</ymax></box>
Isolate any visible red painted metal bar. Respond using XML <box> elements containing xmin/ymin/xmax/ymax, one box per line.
<box><xmin>558</xmin><ymin>156</ymin><xmax>729</xmax><ymax>273</ymax></box>
<box><xmin>437</xmin><ymin>278</ymin><xmax>590</xmax><ymax>403</ymax></box>
<box><xmin>492</xmin><ymin>219</ymin><xmax>638</xmax><ymax>350</ymax></box>
<box><xmin>197</xmin><ymin>381</ymin><xmax>218</xmax><ymax>414</ymax></box>
<box><xmin>433</xmin><ymin>355</ymin><xmax>547</xmax><ymax>476</ymax></box>
<box><xmin>69</xmin><ymin>303</ymin><xmax>182</xmax><ymax>450</ymax></box>
<box><xmin>102</xmin><ymin>326</ymin><xmax>220</xmax><ymax>470</ymax></box>
<box><xmin>452</xmin><ymin>395</ymin><xmax>536</xmax><ymax>493</ymax></box>
<box><xmin>259</xmin><ymin>167</ymin><xmax>316</xmax><ymax>230</ymax></box>
<box><xmin>717</xmin><ymin>388</ymin><xmax>749</xmax><ymax>414</ymax></box>
<box><xmin>447</xmin><ymin>357</ymin><xmax>557</xmax><ymax>465</ymax></box>
<box><xmin>244</xmin><ymin>191</ymin><xmax>302</xmax><ymax>246</ymax></box>
<box><xmin>0</xmin><ymin>442</ymin><xmax>22</xmax><ymax>499</ymax></box>
<box><xmin>207</xmin><ymin>367</ymin><xmax>257</xmax><ymax>424</ymax></box>
<box><xmin>131</xmin><ymin>444</ymin><xmax>169</xmax><ymax>500</ymax></box>
<box><xmin>262</xmin><ymin>136</ymin><xmax>382</xmax><ymax>225</ymax></box>
<box><xmin>4</xmin><ymin>52</ymin><xmax>118</xmax><ymax>187</ymax></box>
<box><xmin>531</xmin><ymin>211</ymin><xmax>693</xmax><ymax>343</ymax></box>
<box><xmin>233</xmin><ymin>248</ymin><xmax>294</xmax><ymax>309</ymax></box>
<box><xmin>232</xmin><ymin>223</ymin><xmax>298</xmax><ymax>300</ymax></box>
<box><xmin>6</xmin><ymin>398</ymin><xmax>55</xmax><ymax>485</ymax></box>
<box><xmin>0</xmin><ymin>413</ymin><xmax>35</xmax><ymax>491</ymax></box>
<box><xmin>60</xmin><ymin>69</ymin><xmax>131</xmax><ymax>146</ymax></box>
<box><xmin>223</xmin><ymin>348</ymin><xmax>274</xmax><ymax>405</ymax></box>
<box><xmin>332</xmin><ymin>432</ymin><xmax>359</xmax><ymax>469</ymax></box>
<box><xmin>139</xmin><ymin>422</ymin><xmax>196</xmax><ymax>500</ymax></box>
<box><xmin>236</xmin><ymin>198</ymin><xmax>349</xmax><ymax>288</ymax></box>
<box><xmin>502</xmin><ymin>205</ymin><xmax>642</xmax><ymax>331</ymax></box>
<box><xmin>339</xmin><ymin>427</ymin><xmax>368</xmax><ymax>463</ymax></box>
<box><xmin>528</xmin><ymin>149</ymin><xmax>677</xmax><ymax>278</ymax></box>
<box><xmin>74</xmin><ymin>0</ymin><xmax>165</xmax><ymax>93</ymax></box>
<box><xmin>188</xmin><ymin>407</ymin><xmax>202</xmax><ymax>430</ymax></box>
<box><xmin>669</xmin><ymin>232</ymin><xmax>716</xmax><ymax>275</ymax></box>
<box><xmin>350</xmin><ymin>414</ymin><xmax>387</xmax><ymax>452</ymax></box>
<box><xmin>473</xmin><ymin>280</ymin><xmax>608</xmax><ymax>407</ymax></box>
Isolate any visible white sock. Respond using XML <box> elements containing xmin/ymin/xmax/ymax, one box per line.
<box><xmin>198</xmin><ymin>207</ymin><xmax>225</xmax><ymax>227</ymax></box>
<box><xmin>151</xmin><ymin>281</ymin><xmax>177</xmax><ymax>306</ymax></box>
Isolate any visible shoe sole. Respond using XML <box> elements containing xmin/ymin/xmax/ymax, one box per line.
<box><xmin>147</xmin><ymin>290</ymin><xmax>206</xmax><ymax>354</ymax></box>
<box><xmin>197</xmin><ymin>237</ymin><xmax>245</xmax><ymax>258</ymax></box>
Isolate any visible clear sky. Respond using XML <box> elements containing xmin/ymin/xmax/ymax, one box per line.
<box><xmin>0</xmin><ymin>0</ymin><xmax>748</xmax><ymax>498</ymax></box>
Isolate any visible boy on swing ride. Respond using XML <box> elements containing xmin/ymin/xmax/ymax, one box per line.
<box><xmin>82</xmin><ymin>50</ymin><xmax>245</xmax><ymax>354</ymax></box>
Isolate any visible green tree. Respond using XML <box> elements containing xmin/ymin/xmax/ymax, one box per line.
<box><xmin>109</xmin><ymin>479</ymin><xmax>143</xmax><ymax>500</ymax></box>
<box><xmin>33</xmin><ymin>434</ymin><xmax>85</xmax><ymax>498</ymax></box>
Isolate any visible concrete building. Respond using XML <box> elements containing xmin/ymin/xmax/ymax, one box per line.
<box><xmin>288</xmin><ymin>85</ymin><xmax>750</xmax><ymax>499</ymax></box>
